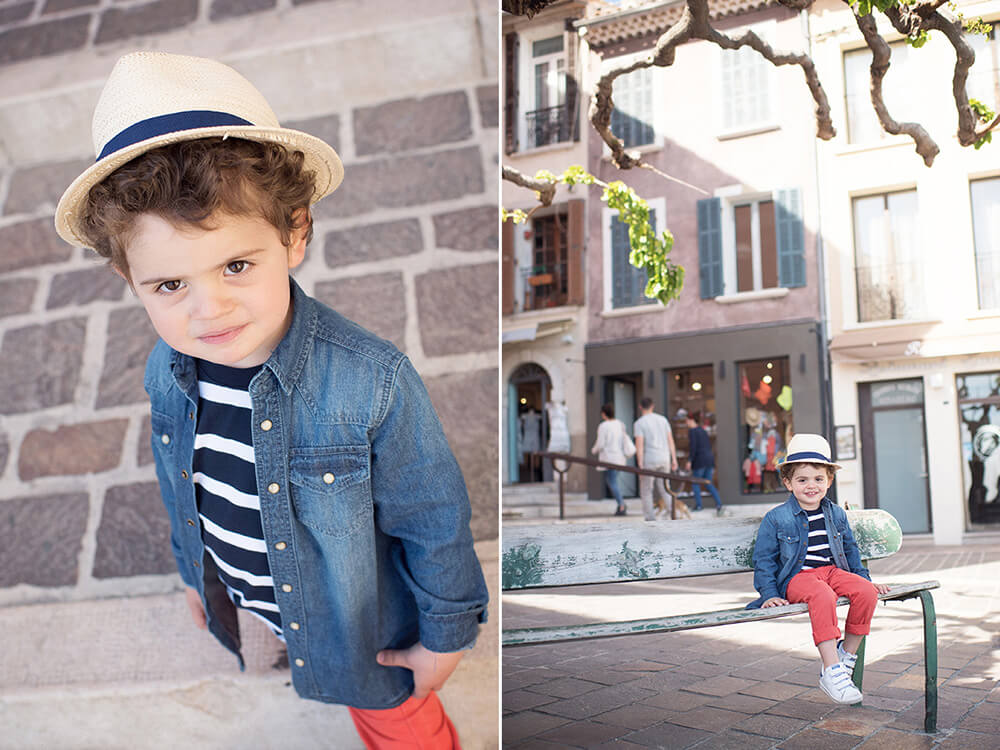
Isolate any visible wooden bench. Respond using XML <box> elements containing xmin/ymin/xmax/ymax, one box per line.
<box><xmin>502</xmin><ymin>509</ymin><xmax>941</xmax><ymax>732</ymax></box>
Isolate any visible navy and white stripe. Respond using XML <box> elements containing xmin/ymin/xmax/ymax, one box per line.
<box><xmin>193</xmin><ymin>359</ymin><xmax>283</xmax><ymax>638</ymax></box>
<box><xmin>801</xmin><ymin>510</ymin><xmax>833</xmax><ymax>569</ymax></box>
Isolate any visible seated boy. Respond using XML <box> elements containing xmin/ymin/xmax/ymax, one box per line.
<box><xmin>747</xmin><ymin>434</ymin><xmax>890</xmax><ymax>704</ymax></box>
<box><xmin>55</xmin><ymin>51</ymin><xmax>488</xmax><ymax>748</ymax></box>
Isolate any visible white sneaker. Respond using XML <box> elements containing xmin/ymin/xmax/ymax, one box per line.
<box><xmin>819</xmin><ymin>663</ymin><xmax>863</xmax><ymax>704</ymax></box>
<box><xmin>837</xmin><ymin>640</ymin><xmax>858</xmax><ymax>675</ymax></box>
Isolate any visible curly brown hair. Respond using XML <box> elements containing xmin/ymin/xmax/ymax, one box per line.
<box><xmin>779</xmin><ymin>462</ymin><xmax>837</xmax><ymax>483</ymax></box>
<box><xmin>79</xmin><ymin>138</ymin><xmax>317</xmax><ymax>280</ymax></box>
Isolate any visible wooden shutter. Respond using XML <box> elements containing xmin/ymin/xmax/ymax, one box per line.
<box><xmin>611</xmin><ymin>68</ymin><xmax>655</xmax><ymax>149</ymax></box>
<box><xmin>611</xmin><ymin>210</ymin><xmax>656</xmax><ymax>308</ymax></box>
<box><xmin>776</xmin><ymin>188</ymin><xmax>805</xmax><ymax>288</ymax></box>
<box><xmin>504</xmin><ymin>32</ymin><xmax>519</xmax><ymax>154</ymax></box>
<box><xmin>697</xmin><ymin>197</ymin><xmax>724</xmax><ymax>298</ymax></box>
<box><xmin>565</xmin><ymin>24</ymin><xmax>580</xmax><ymax>142</ymax></box>
<box><xmin>566</xmin><ymin>198</ymin><xmax>585</xmax><ymax>305</ymax></box>
<box><xmin>502</xmin><ymin>219</ymin><xmax>515</xmax><ymax>315</ymax></box>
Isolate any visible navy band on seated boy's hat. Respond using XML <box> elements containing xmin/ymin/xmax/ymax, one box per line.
<box><xmin>778</xmin><ymin>434</ymin><xmax>842</xmax><ymax>471</ymax></box>
<box><xmin>55</xmin><ymin>51</ymin><xmax>344</xmax><ymax>250</ymax></box>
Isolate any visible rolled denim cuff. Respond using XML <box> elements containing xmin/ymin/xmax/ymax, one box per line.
<box><xmin>419</xmin><ymin>606</ymin><xmax>487</xmax><ymax>653</ymax></box>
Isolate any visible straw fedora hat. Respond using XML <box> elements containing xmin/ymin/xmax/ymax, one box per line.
<box><xmin>55</xmin><ymin>51</ymin><xmax>344</xmax><ymax>249</ymax></box>
<box><xmin>779</xmin><ymin>433</ymin><xmax>842</xmax><ymax>471</ymax></box>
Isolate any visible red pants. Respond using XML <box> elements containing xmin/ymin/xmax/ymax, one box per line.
<box><xmin>785</xmin><ymin>566</ymin><xmax>878</xmax><ymax>646</ymax></box>
<box><xmin>348</xmin><ymin>692</ymin><xmax>461</xmax><ymax>749</ymax></box>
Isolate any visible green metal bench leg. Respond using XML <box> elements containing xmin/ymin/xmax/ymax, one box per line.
<box><xmin>852</xmin><ymin>635</ymin><xmax>866</xmax><ymax>692</ymax></box>
<box><xmin>919</xmin><ymin>590</ymin><xmax>938</xmax><ymax>733</ymax></box>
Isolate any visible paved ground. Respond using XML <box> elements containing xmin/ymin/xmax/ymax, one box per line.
<box><xmin>502</xmin><ymin>512</ymin><xmax>1000</xmax><ymax>749</ymax></box>
<box><xmin>0</xmin><ymin>542</ymin><xmax>498</xmax><ymax>750</ymax></box>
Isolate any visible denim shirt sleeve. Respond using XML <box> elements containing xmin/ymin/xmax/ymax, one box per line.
<box><xmin>369</xmin><ymin>356</ymin><xmax>489</xmax><ymax>653</ymax></box>
<box><xmin>751</xmin><ymin>511</ymin><xmax>783</xmax><ymax>605</ymax></box>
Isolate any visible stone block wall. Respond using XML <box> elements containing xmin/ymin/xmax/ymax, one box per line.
<box><xmin>0</xmin><ymin>0</ymin><xmax>498</xmax><ymax>604</ymax></box>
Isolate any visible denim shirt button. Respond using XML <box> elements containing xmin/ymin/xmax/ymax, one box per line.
<box><xmin>294</xmin><ymin>658</ymin><xmax>305</xmax><ymax>667</ymax></box>
<box><xmin>275</xmin><ymin>541</ymin><xmax>287</xmax><ymax>551</ymax></box>
<box><xmin>281</xmin><ymin>583</ymin><xmax>293</xmax><ymax>593</ymax></box>
<box><xmin>186</xmin><ymin>519</ymin><xmax>196</xmax><ymax>527</ymax></box>
<box><xmin>161</xmin><ymin>434</ymin><xmax>170</xmax><ymax>445</ymax></box>
<box><xmin>181</xmin><ymin>470</ymin><xmax>189</xmax><ymax>479</ymax></box>
<box><xmin>289</xmin><ymin>622</ymin><xmax>300</xmax><ymax>630</ymax></box>
<box><xmin>260</xmin><ymin>419</ymin><xmax>273</xmax><ymax>431</ymax></box>
<box><xmin>267</xmin><ymin>482</ymin><xmax>280</xmax><ymax>494</ymax></box>
<box><xmin>322</xmin><ymin>472</ymin><xmax>335</xmax><ymax>484</ymax></box>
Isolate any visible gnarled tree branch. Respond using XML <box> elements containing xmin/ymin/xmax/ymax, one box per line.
<box><xmin>502</xmin><ymin>165</ymin><xmax>557</xmax><ymax>207</ymax></box>
<box><xmin>855</xmin><ymin>11</ymin><xmax>940</xmax><ymax>165</ymax></box>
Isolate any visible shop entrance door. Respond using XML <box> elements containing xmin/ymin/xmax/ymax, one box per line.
<box><xmin>604</xmin><ymin>375</ymin><xmax>639</xmax><ymax>497</ymax></box>
<box><xmin>859</xmin><ymin>379</ymin><xmax>931</xmax><ymax>533</ymax></box>
<box><xmin>509</xmin><ymin>363</ymin><xmax>552</xmax><ymax>484</ymax></box>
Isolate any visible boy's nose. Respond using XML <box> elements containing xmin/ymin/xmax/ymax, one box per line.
<box><xmin>190</xmin><ymin>285</ymin><xmax>234</xmax><ymax>320</ymax></box>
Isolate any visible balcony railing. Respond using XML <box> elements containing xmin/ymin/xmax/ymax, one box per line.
<box><xmin>526</xmin><ymin>104</ymin><xmax>572</xmax><ymax>149</ymax></box>
<box><xmin>520</xmin><ymin>265</ymin><xmax>567</xmax><ymax>311</ymax></box>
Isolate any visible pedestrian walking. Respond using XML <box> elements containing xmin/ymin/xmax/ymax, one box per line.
<box><xmin>685</xmin><ymin>412</ymin><xmax>724</xmax><ymax>514</ymax></box>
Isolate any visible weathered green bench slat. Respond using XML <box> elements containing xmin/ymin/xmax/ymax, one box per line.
<box><xmin>502</xmin><ymin>509</ymin><xmax>903</xmax><ymax>590</ymax></box>
<box><xmin>502</xmin><ymin>581</ymin><xmax>941</xmax><ymax>646</ymax></box>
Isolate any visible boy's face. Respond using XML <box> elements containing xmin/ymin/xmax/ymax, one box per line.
<box><xmin>782</xmin><ymin>464</ymin><xmax>832</xmax><ymax>511</ymax></box>
<box><xmin>124</xmin><ymin>212</ymin><xmax>306</xmax><ymax>368</ymax></box>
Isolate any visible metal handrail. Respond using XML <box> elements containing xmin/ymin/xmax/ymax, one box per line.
<box><xmin>531</xmin><ymin>450</ymin><xmax>710</xmax><ymax>520</ymax></box>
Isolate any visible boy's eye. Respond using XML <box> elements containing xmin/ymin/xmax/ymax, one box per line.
<box><xmin>226</xmin><ymin>260</ymin><xmax>251</xmax><ymax>275</ymax></box>
<box><xmin>156</xmin><ymin>280</ymin><xmax>185</xmax><ymax>294</ymax></box>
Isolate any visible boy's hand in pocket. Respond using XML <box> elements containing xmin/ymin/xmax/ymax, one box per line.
<box><xmin>376</xmin><ymin>643</ymin><xmax>464</xmax><ymax>698</ymax></box>
<box><xmin>185</xmin><ymin>586</ymin><xmax>207</xmax><ymax>630</ymax></box>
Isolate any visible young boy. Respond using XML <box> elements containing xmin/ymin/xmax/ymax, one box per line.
<box><xmin>748</xmin><ymin>434</ymin><xmax>890</xmax><ymax>704</ymax></box>
<box><xmin>55</xmin><ymin>52</ymin><xmax>488</xmax><ymax>748</ymax></box>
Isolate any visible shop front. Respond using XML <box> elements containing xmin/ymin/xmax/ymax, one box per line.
<box><xmin>584</xmin><ymin>320</ymin><xmax>828</xmax><ymax>506</ymax></box>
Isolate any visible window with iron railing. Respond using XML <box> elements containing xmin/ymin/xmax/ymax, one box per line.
<box><xmin>852</xmin><ymin>190</ymin><xmax>924</xmax><ymax>322</ymax></box>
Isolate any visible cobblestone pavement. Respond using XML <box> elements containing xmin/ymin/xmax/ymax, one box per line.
<box><xmin>502</xmin><ymin>535</ymin><xmax>1000</xmax><ymax>749</ymax></box>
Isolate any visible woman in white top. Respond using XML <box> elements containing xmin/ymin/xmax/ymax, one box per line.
<box><xmin>592</xmin><ymin>402</ymin><xmax>627</xmax><ymax>515</ymax></box>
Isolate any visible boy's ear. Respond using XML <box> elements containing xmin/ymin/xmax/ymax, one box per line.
<box><xmin>287</xmin><ymin>208</ymin><xmax>309</xmax><ymax>269</ymax></box>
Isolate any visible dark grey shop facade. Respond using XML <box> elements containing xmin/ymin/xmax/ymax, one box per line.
<box><xmin>584</xmin><ymin>319</ymin><xmax>831</xmax><ymax>505</ymax></box>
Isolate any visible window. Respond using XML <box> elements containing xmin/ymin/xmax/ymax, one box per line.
<box><xmin>611</xmin><ymin>66</ymin><xmax>656</xmax><ymax>149</ymax></box>
<box><xmin>957</xmin><ymin>371</ymin><xmax>1000</xmax><ymax>525</ymax></box>
<box><xmin>719</xmin><ymin>25</ymin><xmax>774</xmax><ymax>132</ymax></box>
<box><xmin>524</xmin><ymin>34</ymin><xmax>571</xmax><ymax>149</ymax></box>
<box><xmin>696</xmin><ymin>189</ymin><xmax>805</xmax><ymax>299</ymax></box>
<box><xmin>970</xmin><ymin>177</ymin><xmax>1000</xmax><ymax>310</ymax></box>
<box><xmin>852</xmin><ymin>190</ymin><xmax>923</xmax><ymax>322</ymax></box>
<box><xmin>739</xmin><ymin>357</ymin><xmax>794</xmax><ymax>494</ymax></box>
<box><xmin>844</xmin><ymin>42</ymin><xmax>918</xmax><ymax>144</ymax></box>
<box><xmin>524</xmin><ymin>212</ymin><xmax>569</xmax><ymax>310</ymax></box>
<box><xmin>967</xmin><ymin>23</ymin><xmax>1000</xmax><ymax>113</ymax></box>
<box><xmin>605</xmin><ymin>202</ymin><xmax>663</xmax><ymax>309</ymax></box>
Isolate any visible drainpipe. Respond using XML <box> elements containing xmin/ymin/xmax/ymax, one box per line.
<box><xmin>802</xmin><ymin>7</ymin><xmax>835</xmax><ymax>447</ymax></box>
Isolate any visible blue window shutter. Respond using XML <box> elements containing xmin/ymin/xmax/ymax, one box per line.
<box><xmin>611</xmin><ymin>68</ymin><xmax>655</xmax><ymax>149</ymax></box>
<box><xmin>697</xmin><ymin>197</ymin><xmax>723</xmax><ymax>298</ymax></box>
<box><xmin>776</xmin><ymin>188</ymin><xmax>805</xmax><ymax>288</ymax></box>
<box><xmin>611</xmin><ymin>210</ymin><xmax>656</xmax><ymax>308</ymax></box>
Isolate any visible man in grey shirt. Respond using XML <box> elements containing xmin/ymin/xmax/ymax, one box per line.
<box><xmin>633</xmin><ymin>397</ymin><xmax>688</xmax><ymax>520</ymax></box>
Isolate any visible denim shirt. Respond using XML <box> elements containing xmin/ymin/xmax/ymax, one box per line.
<box><xmin>747</xmin><ymin>495</ymin><xmax>871</xmax><ymax>609</ymax></box>
<box><xmin>145</xmin><ymin>279</ymin><xmax>489</xmax><ymax>709</ymax></box>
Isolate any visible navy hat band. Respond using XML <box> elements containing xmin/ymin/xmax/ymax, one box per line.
<box><xmin>785</xmin><ymin>450</ymin><xmax>832</xmax><ymax>463</ymax></box>
<box><xmin>97</xmin><ymin>110</ymin><xmax>254</xmax><ymax>161</ymax></box>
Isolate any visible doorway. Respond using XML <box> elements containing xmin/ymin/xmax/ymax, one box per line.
<box><xmin>603</xmin><ymin>374</ymin><xmax>640</xmax><ymax>497</ymax></box>
<box><xmin>509</xmin><ymin>363</ymin><xmax>552</xmax><ymax>484</ymax></box>
<box><xmin>858</xmin><ymin>379</ymin><xmax>931</xmax><ymax>533</ymax></box>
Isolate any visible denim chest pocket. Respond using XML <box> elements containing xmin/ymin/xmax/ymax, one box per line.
<box><xmin>288</xmin><ymin>448</ymin><xmax>372</xmax><ymax>538</ymax></box>
<box><xmin>151</xmin><ymin>411</ymin><xmax>178</xmax><ymax>460</ymax></box>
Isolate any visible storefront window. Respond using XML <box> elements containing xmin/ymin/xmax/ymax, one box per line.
<box><xmin>739</xmin><ymin>357</ymin><xmax>794</xmax><ymax>493</ymax></box>
<box><xmin>957</xmin><ymin>371</ymin><xmax>1000</xmax><ymax>525</ymax></box>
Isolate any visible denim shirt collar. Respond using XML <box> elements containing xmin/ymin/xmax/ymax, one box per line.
<box><xmin>168</xmin><ymin>276</ymin><xmax>313</xmax><ymax>398</ymax></box>
<box><xmin>781</xmin><ymin>494</ymin><xmax>832</xmax><ymax>517</ymax></box>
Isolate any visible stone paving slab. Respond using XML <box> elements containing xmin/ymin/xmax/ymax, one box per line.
<box><xmin>502</xmin><ymin>540</ymin><xmax>1000</xmax><ymax>749</ymax></box>
<box><xmin>1</xmin><ymin>544</ymin><xmax>498</xmax><ymax>749</ymax></box>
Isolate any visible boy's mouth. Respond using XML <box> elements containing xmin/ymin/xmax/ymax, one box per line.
<box><xmin>198</xmin><ymin>324</ymin><xmax>246</xmax><ymax>344</ymax></box>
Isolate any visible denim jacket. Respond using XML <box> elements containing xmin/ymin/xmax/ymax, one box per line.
<box><xmin>145</xmin><ymin>279</ymin><xmax>489</xmax><ymax>709</ymax></box>
<box><xmin>747</xmin><ymin>495</ymin><xmax>870</xmax><ymax>609</ymax></box>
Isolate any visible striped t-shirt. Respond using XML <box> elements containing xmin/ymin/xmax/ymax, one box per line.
<box><xmin>801</xmin><ymin>510</ymin><xmax>833</xmax><ymax>569</ymax></box>
<box><xmin>193</xmin><ymin>359</ymin><xmax>283</xmax><ymax>638</ymax></box>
